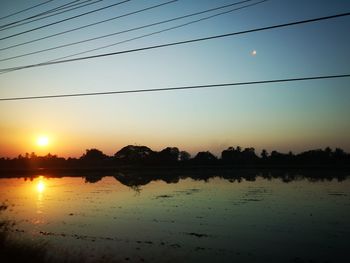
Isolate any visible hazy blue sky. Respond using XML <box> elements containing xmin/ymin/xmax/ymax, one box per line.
<box><xmin>0</xmin><ymin>0</ymin><xmax>349</xmax><ymax>157</ymax></box>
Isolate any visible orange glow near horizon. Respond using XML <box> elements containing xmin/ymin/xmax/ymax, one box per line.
<box><xmin>0</xmin><ymin>125</ymin><xmax>349</xmax><ymax>158</ymax></box>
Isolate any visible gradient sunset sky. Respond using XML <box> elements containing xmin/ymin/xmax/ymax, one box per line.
<box><xmin>0</xmin><ymin>0</ymin><xmax>349</xmax><ymax>158</ymax></box>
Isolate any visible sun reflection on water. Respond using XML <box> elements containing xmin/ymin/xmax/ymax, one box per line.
<box><xmin>36</xmin><ymin>176</ymin><xmax>45</xmax><ymax>215</ymax></box>
<box><xmin>37</xmin><ymin>181</ymin><xmax>45</xmax><ymax>193</ymax></box>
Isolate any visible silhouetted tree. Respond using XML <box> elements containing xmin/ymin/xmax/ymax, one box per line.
<box><xmin>261</xmin><ymin>149</ymin><xmax>268</xmax><ymax>160</ymax></box>
<box><xmin>179</xmin><ymin>151</ymin><xmax>191</xmax><ymax>162</ymax></box>
<box><xmin>221</xmin><ymin>146</ymin><xmax>241</xmax><ymax>164</ymax></box>
<box><xmin>222</xmin><ymin>146</ymin><xmax>258</xmax><ymax>165</ymax></box>
<box><xmin>269</xmin><ymin>150</ymin><xmax>291</xmax><ymax>165</ymax></box>
<box><xmin>296</xmin><ymin>148</ymin><xmax>336</xmax><ymax>166</ymax></box>
<box><xmin>324</xmin><ymin>147</ymin><xmax>332</xmax><ymax>155</ymax></box>
<box><xmin>157</xmin><ymin>147</ymin><xmax>179</xmax><ymax>164</ymax></box>
<box><xmin>79</xmin><ymin>149</ymin><xmax>109</xmax><ymax>167</ymax></box>
<box><xmin>80</xmin><ymin>149</ymin><xmax>108</xmax><ymax>161</ymax></box>
<box><xmin>193</xmin><ymin>151</ymin><xmax>217</xmax><ymax>164</ymax></box>
<box><xmin>114</xmin><ymin>145</ymin><xmax>154</xmax><ymax>164</ymax></box>
<box><xmin>241</xmin><ymin>147</ymin><xmax>258</xmax><ymax>163</ymax></box>
<box><xmin>0</xmin><ymin>144</ymin><xmax>349</xmax><ymax>172</ymax></box>
<box><xmin>334</xmin><ymin>148</ymin><xmax>346</xmax><ymax>158</ymax></box>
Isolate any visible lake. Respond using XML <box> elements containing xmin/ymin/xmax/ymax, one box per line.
<box><xmin>1</xmin><ymin>171</ymin><xmax>349</xmax><ymax>262</ymax></box>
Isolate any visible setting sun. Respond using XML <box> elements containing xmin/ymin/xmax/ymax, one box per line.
<box><xmin>37</xmin><ymin>136</ymin><xmax>49</xmax><ymax>147</ymax></box>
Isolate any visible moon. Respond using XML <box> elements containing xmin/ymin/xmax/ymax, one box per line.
<box><xmin>37</xmin><ymin>136</ymin><xmax>49</xmax><ymax>147</ymax></box>
<box><xmin>251</xmin><ymin>50</ymin><xmax>257</xmax><ymax>56</ymax></box>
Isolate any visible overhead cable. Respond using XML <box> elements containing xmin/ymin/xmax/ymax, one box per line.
<box><xmin>0</xmin><ymin>0</ymin><xmax>178</xmax><ymax>51</ymax></box>
<box><xmin>0</xmin><ymin>74</ymin><xmax>349</xmax><ymax>101</ymax></box>
<box><xmin>0</xmin><ymin>0</ymin><xmax>104</xmax><ymax>30</ymax></box>
<box><xmin>1</xmin><ymin>12</ymin><xmax>349</xmax><ymax>73</ymax></box>
<box><xmin>0</xmin><ymin>0</ymin><xmax>55</xmax><ymax>21</ymax></box>
<box><xmin>0</xmin><ymin>0</ymin><xmax>131</xmax><ymax>41</ymax></box>
<box><xmin>0</xmin><ymin>0</ymin><xmax>265</xmax><ymax>62</ymax></box>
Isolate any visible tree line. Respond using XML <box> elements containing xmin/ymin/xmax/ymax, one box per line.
<box><xmin>0</xmin><ymin>145</ymin><xmax>349</xmax><ymax>169</ymax></box>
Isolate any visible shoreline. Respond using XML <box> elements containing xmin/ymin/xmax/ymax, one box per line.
<box><xmin>0</xmin><ymin>165</ymin><xmax>349</xmax><ymax>179</ymax></box>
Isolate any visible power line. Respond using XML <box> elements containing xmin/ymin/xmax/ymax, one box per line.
<box><xmin>1</xmin><ymin>74</ymin><xmax>349</xmax><ymax>102</ymax></box>
<box><xmin>0</xmin><ymin>0</ymin><xmax>103</xmax><ymax>30</ymax></box>
<box><xmin>48</xmin><ymin>0</ymin><xmax>267</xmax><ymax>63</ymax></box>
<box><xmin>37</xmin><ymin>0</ymin><xmax>96</xmax><ymax>16</ymax></box>
<box><xmin>0</xmin><ymin>1</ymin><xmax>106</xmax><ymax>31</ymax></box>
<box><xmin>0</xmin><ymin>0</ymin><xmax>178</xmax><ymax>52</ymax></box>
<box><xmin>0</xmin><ymin>0</ymin><xmax>80</xmax><ymax>29</ymax></box>
<box><xmin>0</xmin><ymin>0</ymin><xmax>263</xmax><ymax>62</ymax></box>
<box><xmin>0</xmin><ymin>0</ymin><xmax>252</xmax><ymax>52</ymax></box>
<box><xmin>0</xmin><ymin>0</ymin><xmax>131</xmax><ymax>41</ymax></box>
<box><xmin>1</xmin><ymin>12</ymin><xmax>349</xmax><ymax>73</ymax></box>
<box><xmin>0</xmin><ymin>0</ymin><xmax>55</xmax><ymax>21</ymax></box>
<box><xmin>31</xmin><ymin>0</ymin><xmax>89</xmax><ymax>17</ymax></box>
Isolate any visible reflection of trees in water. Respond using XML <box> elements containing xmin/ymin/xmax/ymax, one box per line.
<box><xmin>84</xmin><ymin>175</ymin><xmax>103</xmax><ymax>183</ymax></box>
<box><xmin>79</xmin><ymin>168</ymin><xmax>349</xmax><ymax>187</ymax></box>
<box><xmin>129</xmin><ymin>185</ymin><xmax>142</xmax><ymax>195</ymax></box>
<box><xmin>4</xmin><ymin>168</ymin><xmax>348</xmax><ymax>188</ymax></box>
<box><xmin>0</xmin><ymin>203</ymin><xmax>7</xmax><ymax>212</ymax></box>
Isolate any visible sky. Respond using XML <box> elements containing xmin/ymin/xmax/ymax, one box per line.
<box><xmin>0</xmin><ymin>0</ymin><xmax>350</xmax><ymax>158</ymax></box>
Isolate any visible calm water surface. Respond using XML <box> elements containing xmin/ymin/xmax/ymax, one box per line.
<box><xmin>1</xmin><ymin>174</ymin><xmax>350</xmax><ymax>262</ymax></box>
